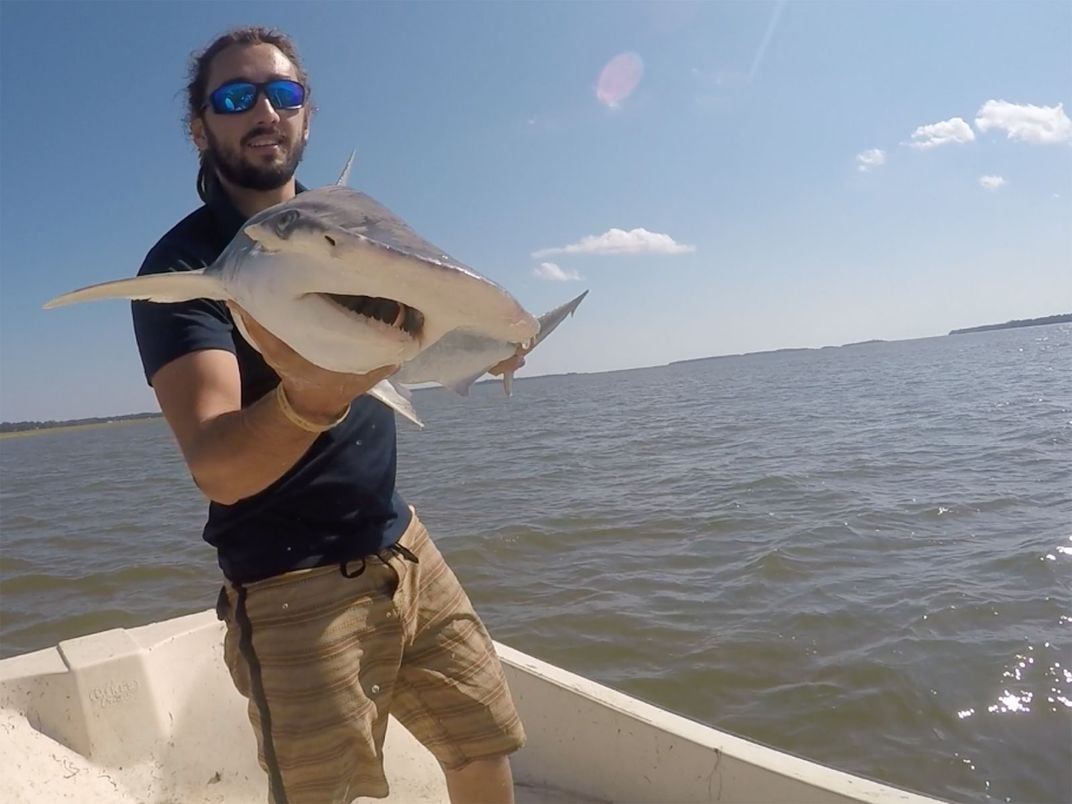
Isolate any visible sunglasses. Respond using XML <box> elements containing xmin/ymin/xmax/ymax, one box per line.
<box><xmin>205</xmin><ymin>79</ymin><xmax>306</xmax><ymax>115</ymax></box>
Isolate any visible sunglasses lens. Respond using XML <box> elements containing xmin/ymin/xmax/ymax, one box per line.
<box><xmin>207</xmin><ymin>80</ymin><xmax>306</xmax><ymax>114</ymax></box>
<box><xmin>265</xmin><ymin>80</ymin><xmax>305</xmax><ymax>110</ymax></box>
<box><xmin>210</xmin><ymin>82</ymin><xmax>257</xmax><ymax>114</ymax></box>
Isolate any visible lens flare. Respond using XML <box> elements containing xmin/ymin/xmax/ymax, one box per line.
<box><xmin>596</xmin><ymin>52</ymin><xmax>644</xmax><ymax>109</ymax></box>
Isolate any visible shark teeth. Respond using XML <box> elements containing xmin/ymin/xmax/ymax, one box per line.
<box><xmin>323</xmin><ymin>294</ymin><xmax>424</xmax><ymax>335</ymax></box>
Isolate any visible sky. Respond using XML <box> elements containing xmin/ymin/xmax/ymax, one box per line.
<box><xmin>1</xmin><ymin>0</ymin><xmax>1069</xmax><ymax>422</ymax></box>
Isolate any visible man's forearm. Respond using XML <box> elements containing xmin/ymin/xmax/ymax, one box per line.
<box><xmin>185</xmin><ymin>387</ymin><xmax>327</xmax><ymax>505</ymax></box>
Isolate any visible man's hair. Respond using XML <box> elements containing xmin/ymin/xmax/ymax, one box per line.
<box><xmin>185</xmin><ymin>27</ymin><xmax>312</xmax><ymax>201</ymax></box>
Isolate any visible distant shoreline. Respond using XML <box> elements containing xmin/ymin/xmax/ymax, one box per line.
<box><xmin>4</xmin><ymin>314</ymin><xmax>1069</xmax><ymax>431</ymax></box>
<box><xmin>0</xmin><ymin>414</ymin><xmax>163</xmax><ymax>439</ymax></box>
<box><xmin>948</xmin><ymin>313</ymin><xmax>1071</xmax><ymax>335</ymax></box>
<box><xmin>671</xmin><ymin>315</ymin><xmax>1070</xmax><ymax>368</ymax></box>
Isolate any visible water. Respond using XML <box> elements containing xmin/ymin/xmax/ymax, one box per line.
<box><xmin>2</xmin><ymin>325</ymin><xmax>1069</xmax><ymax>803</ymax></box>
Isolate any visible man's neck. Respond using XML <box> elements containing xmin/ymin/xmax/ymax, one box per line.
<box><xmin>217</xmin><ymin>173</ymin><xmax>297</xmax><ymax>218</ymax></box>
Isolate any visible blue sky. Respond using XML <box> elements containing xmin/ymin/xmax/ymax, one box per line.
<box><xmin>1</xmin><ymin>0</ymin><xmax>1069</xmax><ymax>422</ymax></box>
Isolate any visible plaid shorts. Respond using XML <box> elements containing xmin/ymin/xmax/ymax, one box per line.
<box><xmin>217</xmin><ymin>509</ymin><xmax>525</xmax><ymax>803</ymax></box>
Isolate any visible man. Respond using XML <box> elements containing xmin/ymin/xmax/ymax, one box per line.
<box><xmin>132</xmin><ymin>26</ymin><xmax>525</xmax><ymax>804</ymax></box>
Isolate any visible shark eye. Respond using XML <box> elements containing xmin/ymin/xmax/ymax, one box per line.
<box><xmin>324</xmin><ymin>235</ymin><xmax>336</xmax><ymax>246</ymax></box>
<box><xmin>273</xmin><ymin>209</ymin><xmax>301</xmax><ymax>238</ymax></box>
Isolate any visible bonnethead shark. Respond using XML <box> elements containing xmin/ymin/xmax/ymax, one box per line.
<box><xmin>43</xmin><ymin>156</ymin><xmax>587</xmax><ymax>428</ymax></box>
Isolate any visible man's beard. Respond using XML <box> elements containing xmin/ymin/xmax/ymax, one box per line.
<box><xmin>204</xmin><ymin>125</ymin><xmax>306</xmax><ymax>191</ymax></box>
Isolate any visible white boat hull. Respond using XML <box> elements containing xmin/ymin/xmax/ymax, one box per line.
<box><xmin>0</xmin><ymin>610</ymin><xmax>943</xmax><ymax>803</ymax></box>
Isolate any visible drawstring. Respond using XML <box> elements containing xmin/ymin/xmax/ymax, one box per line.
<box><xmin>387</xmin><ymin>543</ymin><xmax>419</xmax><ymax>564</ymax></box>
<box><xmin>338</xmin><ymin>543</ymin><xmax>417</xmax><ymax>578</ymax></box>
<box><xmin>339</xmin><ymin>557</ymin><xmax>367</xmax><ymax>579</ymax></box>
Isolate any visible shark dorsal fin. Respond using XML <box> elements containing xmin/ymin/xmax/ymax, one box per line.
<box><xmin>336</xmin><ymin>151</ymin><xmax>356</xmax><ymax>186</ymax></box>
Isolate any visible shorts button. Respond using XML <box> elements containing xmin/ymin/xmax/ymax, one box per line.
<box><xmin>385</xmin><ymin>611</ymin><xmax>394</xmax><ymax>618</ymax></box>
<box><xmin>370</xmin><ymin>684</ymin><xmax>381</xmax><ymax>695</ymax></box>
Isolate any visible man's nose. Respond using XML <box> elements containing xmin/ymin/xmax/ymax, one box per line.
<box><xmin>250</xmin><ymin>91</ymin><xmax>281</xmax><ymax>126</ymax></box>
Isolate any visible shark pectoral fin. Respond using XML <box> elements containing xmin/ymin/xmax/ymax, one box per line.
<box><xmin>368</xmin><ymin>379</ymin><xmax>424</xmax><ymax>429</ymax></box>
<box><xmin>445</xmin><ymin>370</ymin><xmax>488</xmax><ymax>397</ymax></box>
<box><xmin>391</xmin><ymin>381</ymin><xmax>414</xmax><ymax>402</ymax></box>
<box><xmin>43</xmin><ymin>269</ymin><xmax>226</xmax><ymax>309</ymax></box>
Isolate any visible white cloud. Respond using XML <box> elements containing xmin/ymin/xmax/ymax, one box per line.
<box><xmin>533</xmin><ymin>228</ymin><xmax>695</xmax><ymax>258</ymax></box>
<box><xmin>979</xmin><ymin>175</ymin><xmax>1006</xmax><ymax>191</ymax></box>
<box><xmin>856</xmin><ymin>148</ymin><xmax>887</xmax><ymax>172</ymax></box>
<box><xmin>975</xmin><ymin>100</ymin><xmax>1072</xmax><ymax>145</ymax></box>
<box><xmin>905</xmin><ymin>117</ymin><xmax>975</xmax><ymax>150</ymax></box>
<box><xmin>533</xmin><ymin>262</ymin><xmax>583</xmax><ymax>282</ymax></box>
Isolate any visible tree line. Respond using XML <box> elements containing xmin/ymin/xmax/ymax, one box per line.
<box><xmin>0</xmin><ymin>412</ymin><xmax>163</xmax><ymax>433</ymax></box>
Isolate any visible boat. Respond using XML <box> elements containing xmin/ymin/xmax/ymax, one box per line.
<box><xmin>0</xmin><ymin>609</ymin><xmax>944</xmax><ymax>803</ymax></box>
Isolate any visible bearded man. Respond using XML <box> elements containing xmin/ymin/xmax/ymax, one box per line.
<box><xmin>131</xmin><ymin>26</ymin><xmax>525</xmax><ymax>804</ymax></box>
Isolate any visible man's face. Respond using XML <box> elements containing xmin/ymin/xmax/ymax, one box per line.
<box><xmin>192</xmin><ymin>43</ymin><xmax>309</xmax><ymax>191</ymax></box>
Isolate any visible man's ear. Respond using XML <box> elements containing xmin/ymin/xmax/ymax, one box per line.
<box><xmin>191</xmin><ymin>116</ymin><xmax>208</xmax><ymax>152</ymax></box>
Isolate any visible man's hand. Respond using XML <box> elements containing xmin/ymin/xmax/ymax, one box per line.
<box><xmin>229</xmin><ymin>303</ymin><xmax>399</xmax><ymax>423</ymax></box>
<box><xmin>488</xmin><ymin>344</ymin><xmax>529</xmax><ymax>377</ymax></box>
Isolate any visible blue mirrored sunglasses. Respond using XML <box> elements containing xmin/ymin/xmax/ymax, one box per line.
<box><xmin>205</xmin><ymin>79</ymin><xmax>306</xmax><ymax>115</ymax></box>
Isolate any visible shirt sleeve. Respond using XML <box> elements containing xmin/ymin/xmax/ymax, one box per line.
<box><xmin>130</xmin><ymin>242</ymin><xmax>235</xmax><ymax>386</ymax></box>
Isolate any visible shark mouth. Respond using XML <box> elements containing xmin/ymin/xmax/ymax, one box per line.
<box><xmin>323</xmin><ymin>293</ymin><xmax>425</xmax><ymax>335</ymax></box>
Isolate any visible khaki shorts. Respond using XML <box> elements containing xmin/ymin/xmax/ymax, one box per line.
<box><xmin>218</xmin><ymin>510</ymin><xmax>525</xmax><ymax>803</ymax></box>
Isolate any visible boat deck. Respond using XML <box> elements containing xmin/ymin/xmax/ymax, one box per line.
<box><xmin>0</xmin><ymin>610</ymin><xmax>944</xmax><ymax>803</ymax></box>
<box><xmin>1</xmin><ymin>706</ymin><xmax>597</xmax><ymax>803</ymax></box>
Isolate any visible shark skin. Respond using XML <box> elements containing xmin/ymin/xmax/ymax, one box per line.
<box><xmin>43</xmin><ymin>157</ymin><xmax>587</xmax><ymax>427</ymax></box>
<box><xmin>395</xmin><ymin>290</ymin><xmax>589</xmax><ymax>396</ymax></box>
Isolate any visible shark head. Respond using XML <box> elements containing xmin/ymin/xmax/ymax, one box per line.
<box><xmin>227</xmin><ymin>186</ymin><xmax>538</xmax><ymax>373</ymax></box>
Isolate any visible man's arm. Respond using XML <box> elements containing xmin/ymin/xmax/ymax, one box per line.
<box><xmin>152</xmin><ymin>309</ymin><xmax>397</xmax><ymax>506</ymax></box>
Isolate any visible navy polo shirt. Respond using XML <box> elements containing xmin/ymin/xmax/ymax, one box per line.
<box><xmin>131</xmin><ymin>176</ymin><xmax>411</xmax><ymax>583</ymax></box>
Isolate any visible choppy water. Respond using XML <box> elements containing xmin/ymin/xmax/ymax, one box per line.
<box><xmin>2</xmin><ymin>325</ymin><xmax>1070</xmax><ymax>803</ymax></box>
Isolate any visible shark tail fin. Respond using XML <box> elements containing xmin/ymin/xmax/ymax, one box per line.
<box><xmin>43</xmin><ymin>269</ymin><xmax>227</xmax><ymax>309</ymax></box>
<box><xmin>532</xmin><ymin>290</ymin><xmax>588</xmax><ymax>347</ymax></box>
<box><xmin>483</xmin><ymin>290</ymin><xmax>586</xmax><ymax>397</ymax></box>
<box><xmin>335</xmin><ymin>151</ymin><xmax>356</xmax><ymax>186</ymax></box>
